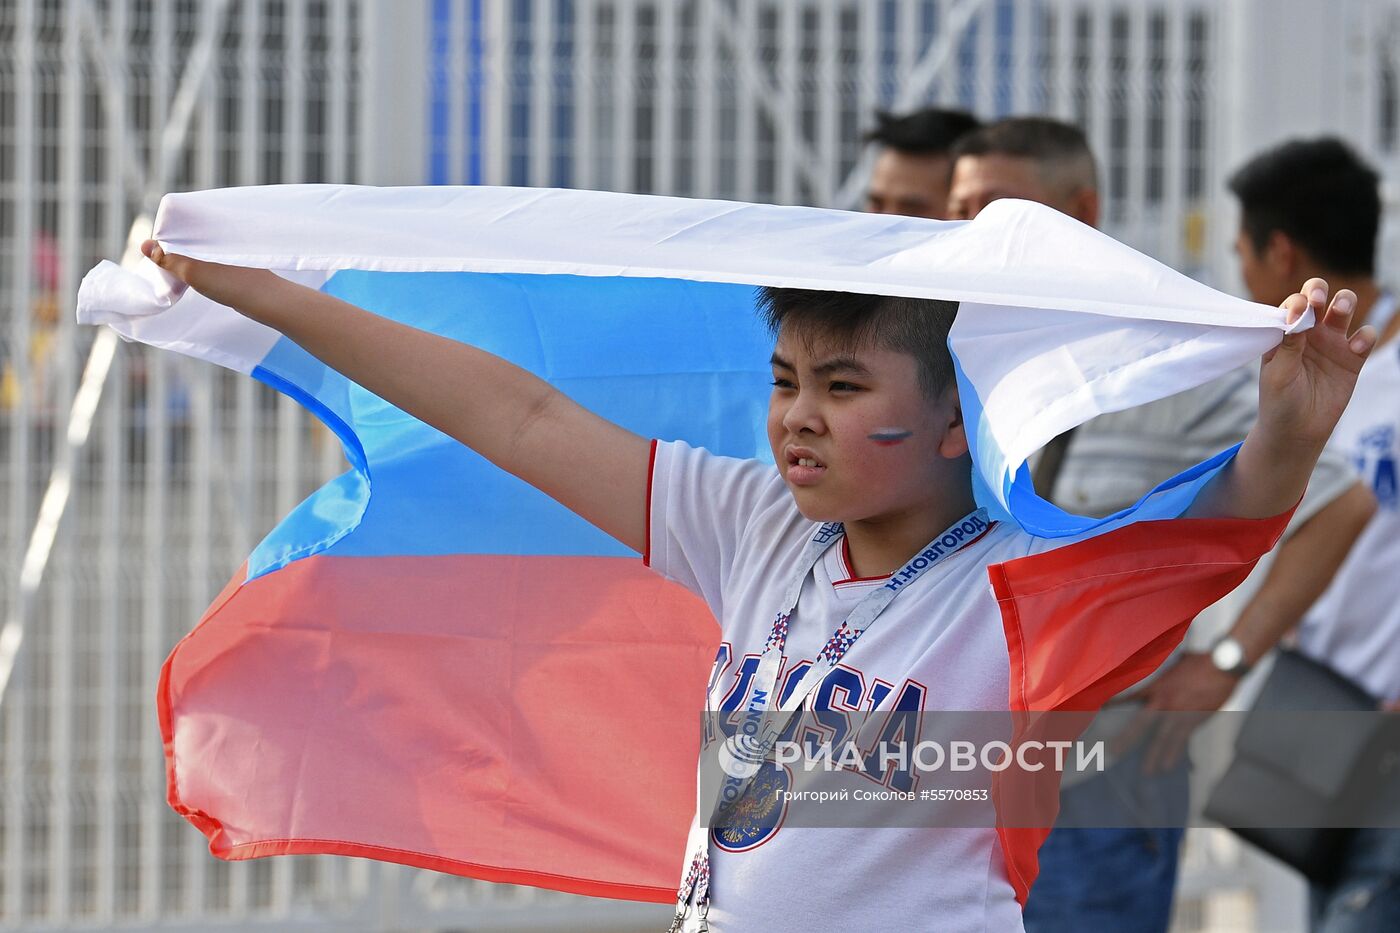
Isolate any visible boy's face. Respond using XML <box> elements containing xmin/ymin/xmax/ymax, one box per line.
<box><xmin>767</xmin><ymin>328</ymin><xmax>965</xmax><ymax>524</ymax></box>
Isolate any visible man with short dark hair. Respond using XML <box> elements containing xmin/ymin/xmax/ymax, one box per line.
<box><xmin>1229</xmin><ymin>137</ymin><xmax>1388</xmax><ymax>331</ymax></box>
<box><xmin>862</xmin><ymin>108</ymin><xmax>981</xmax><ymax>219</ymax></box>
<box><xmin>1229</xmin><ymin>137</ymin><xmax>1400</xmax><ymax>933</ymax></box>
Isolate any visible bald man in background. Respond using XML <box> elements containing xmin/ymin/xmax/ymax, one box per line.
<box><xmin>945</xmin><ymin>117</ymin><xmax>1373</xmax><ymax>933</ymax></box>
<box><xmin>862</xmin><ymin>107</ymin><xmax>981</xmax><ymax>220</ymax></box>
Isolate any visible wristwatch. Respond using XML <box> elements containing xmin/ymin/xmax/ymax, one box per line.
<box><xmin>1210</xmin><ymin>636</ymin><xmax>1251</xmax><ymax>677</ymax></box>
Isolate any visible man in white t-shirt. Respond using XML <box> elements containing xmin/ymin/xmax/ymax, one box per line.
<box><xmin>139</xmin><ymin>238</ymin><xmax>1375</xmax><ymax>931</ymax></box>
<box><xmin>1296</xmin><ymin>337</ymin><xmax>1400</xmax><ymax>702</ymax></box>
<box><xmin>1227</xmin><ymin>136</ymin><xmax>1400</xmax><ymax>933</ymax></box>
<box><xmin>1295</xmin><ymin>335</ymin><xmax>1400</xmax><ymax>932</ymax></box>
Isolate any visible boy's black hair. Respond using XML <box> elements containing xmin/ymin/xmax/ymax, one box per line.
<box><xmin>863</xmin><ymin>108</ymin><xmax>982</xmax><ymax>156</ymax></box>
<box><xmin>1227</xmin><ymin>137</ymin><xmax>1380</xmax><ymax>277</ymax></box>
<box><xmin>756</xmin><ymin>288</ymin><xmax>960</xmax><ymax>399</ymax></box>
<box><xmin>949</xmin><ymin>116</ymin><xmax>1098</xmax><ymax>191</ymax></box>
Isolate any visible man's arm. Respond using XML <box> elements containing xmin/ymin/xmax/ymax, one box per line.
<box><xmin>142</xmin><ymin>242</ymin><xmax>651</xmax><ymax>553</ymax></box>
<box><xmin>1225</xmin><ymin>480</ymin><xmax>1376</xmax><ymax>666</ymax></box>
<box><xmin>1188</xmin><ymin>278</ymin><xmax>1376</xmax><ymax>520</ymax></box>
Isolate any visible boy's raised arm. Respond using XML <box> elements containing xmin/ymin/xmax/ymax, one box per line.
<box><xmin>1189</xmin><ymin>276</ymin><xmax>1377</xmax><ymax>522</ymax></box>
<box><xmin>142</xmin><ymin>241</ymin><xmax>651</xmax><ymax>554</ymax></box>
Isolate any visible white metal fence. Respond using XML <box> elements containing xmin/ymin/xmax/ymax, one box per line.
<box><xmin>3</xmin><ymin>1</ymin><xmax>1400</xmax><ymax>930</ymax></box>
<box><xmin>429</xmin><ymin>0</ymin><xmax>1222</xmax><ymax>273</ymax></box>
<box><xmin>0</xmin><ymin>1</ymin><xmax>377</xmax><ymax>927</ymax></box>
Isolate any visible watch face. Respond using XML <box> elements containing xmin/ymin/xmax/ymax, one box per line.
<box><xmin>1212</xmin><ymin>638</ymin><xmax>1245</xmax><ymax>673</ymax></box>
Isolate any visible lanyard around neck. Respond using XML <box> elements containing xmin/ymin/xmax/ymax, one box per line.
<box><xmin>748</xmin><ymin>507</ymin><xmax>990</xmax><ymax>720</ymax></box>
<box><xmin>671</xmin><ymin>507</ymin><xmax>992</xmax><ymax>931</ymax></box>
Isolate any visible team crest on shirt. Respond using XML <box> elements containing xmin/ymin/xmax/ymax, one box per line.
<box><xmin>711</xmin><ymin>760</ymin><xmax>791</xmax><ymax>852</ymax></box>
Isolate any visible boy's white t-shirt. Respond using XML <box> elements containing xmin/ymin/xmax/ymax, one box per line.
<box><xmin>1296</xmin><ymin>340</ymin><xmax>1400</xmax><ymax>702</ymax></box>
<box><xmin>645</xmin><ymin>439</ymin><xmax>1289</xmax><ymax>932</ymax></box>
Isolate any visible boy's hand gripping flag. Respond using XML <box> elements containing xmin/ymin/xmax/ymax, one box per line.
<box><xmin>78</xmin><ymin>186</ymin><xmax>1307</xmax><ymax>902</ymax></box>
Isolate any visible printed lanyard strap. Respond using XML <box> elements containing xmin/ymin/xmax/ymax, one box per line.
<box><xmin>668</xmin><ymin>507</ymin><xmax>990</xmax><ymax>930</ymax></box>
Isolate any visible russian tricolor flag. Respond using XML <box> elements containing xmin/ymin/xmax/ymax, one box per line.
<box><xmin>77</xmin><ymin>186</ymin><xmax>1304</xmax><ymax>902</ymax></box>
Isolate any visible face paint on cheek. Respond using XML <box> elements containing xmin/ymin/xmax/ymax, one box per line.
<box><xmin>868</xmin><ymin>427</ymin><xmax>913</xmax><ymax>447</ymax></box>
